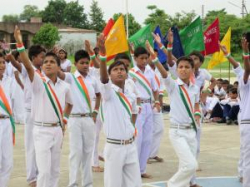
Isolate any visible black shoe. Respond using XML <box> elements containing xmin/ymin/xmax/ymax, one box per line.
<box><xmin>226</xmin><ymin>117</ymin><xmax>232</xmax><ymax>125</ymax></box>
<box><xmin>217</xmin><ymin>118</ymin><xmax>226</xmax><ymax>123</ymax></box>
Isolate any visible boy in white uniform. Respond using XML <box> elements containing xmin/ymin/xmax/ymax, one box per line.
<box><xmin>14</xmin><ymin>26</ymin><xmax>73</xmax><ymax>187</ymax></box>
<box><xmin>58</xmin><ymin>48</ymin><xmax>101</xmax><ymax>187</ymax></box>
<box><xmin>0</xmin><ymin>52</ymin><xmax>14</xmax><ymax>187</ymax></box>
<box><xmin>98</xmin><ymin>34</ymin><xmax>141</xmax><ymax>187</ymax></box>
<box><xmin>146</xmin><ymin>41</ymin><xmax>201</xmax><ymax>187</ymax></box>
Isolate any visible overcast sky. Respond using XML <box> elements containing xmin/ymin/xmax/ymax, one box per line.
<box><xmin>1</xmin><ymin>0</ymin><xmax>249</xmax><ymax>24</ymax></box>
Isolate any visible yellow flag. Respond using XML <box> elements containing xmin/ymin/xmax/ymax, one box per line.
<box><xmin>105</xmin><ymin>15</ymin><xmax>129</xmax><ymax>57</ymax></box>
<box><xmin>207</xmin><ymin>27</ymin><xmax>231</xmax><ymax>70</ymax></box>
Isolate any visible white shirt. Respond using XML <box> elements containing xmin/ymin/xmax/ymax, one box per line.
<box><xmin>154</xmin><ymin>68</ymin><xmax>165</xmax><ymax>95</ymax></box>
<box><xmin>60</xmin><ymin>59</ymin><xmax>71</xmax><ymax>72</ymax></box>
<box><xmin>100</xmin><ymin>80</ymin><xmax>137</xmax><ymax>140</ymax></box>
<box><xmin>233</xmin><ymin>63</ymin><xmax>244</xmax><ymax>79</ymax></box>
<box><xmin>0</xmin><ymin>75</ymin><xmax>13</xmax><ymax>116</ymax></box>
<box><xmin>239</xmin><ymin>77</ymin><xmax>250</xmax><ymax>121</ymax></box>
<box><xmin>31</xmin><ymin>73</ymin><xmax>73</xmax><ymax>123</ymax></box>
<box><xmin>125</xmin><ymin>78</ymin><xmax>139</xmax><ymax>99</ymax></box>
<box><xmin>168</xmin><ymin>63</ymin><xmax>212</xmax><ymax>90</ymax></box>
<box><xmin>129</xmin><ymin>65</ymin><xmax>158</xmax><ymax>100</ymax></box>
<box><xmin>4</xmin><ymin>62</ymin><xmax>14</xmax><ymax>78</ymax></box>
<box><xmin>214</xmin><ymin>87</ymin><xmax>226</xmax><ymax>97</ymax></box>
<box><xmin>163</xmin><ymin>76</ymin><xmax>200</xmax><ymax>126</ymax></box>
<box><xmin>65</xmin><ymin>70</ymin><xmax>100</xmax><ymax>114</ymax></box>
<box><xmin>220</xmin><ymin>98</ymin><xmax>239</xmax><ymax>107</ymax></box>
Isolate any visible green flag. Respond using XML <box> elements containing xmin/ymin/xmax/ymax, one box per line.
<box><xmin>129</xmin><ymin>24</ymin><xmax>153</xmax><ymax>49</ymax></box>
<box><xmin>179</xmin><ymin>17</ymin><xmax>205</xmax><ymax>55</ymax></box>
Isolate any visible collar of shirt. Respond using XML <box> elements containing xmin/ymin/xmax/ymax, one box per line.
<box><xmin>74</xmin><ymin>70</ymin><xmax>90</xmax><ymax>79</ymax></box>
<box><xmin>111</xmin><ymin>83</ymin><xmax>129</xmax><ymax>95</ymax></box>
<box><xmin>176</xmin><ymin>77</ymin><xmax>194</xmax><ymax>88</ymax></box>
<box><xmin>44</xmin><ymin>75</ymin><xmax>62</xmax><ymax>85</ymax></box>
<box><xmin>133</xmin><ymin>64</ymin><xmax>152</xmax><ymax>74</ymax></box>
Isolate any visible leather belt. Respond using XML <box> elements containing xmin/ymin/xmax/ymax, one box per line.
<box><xmin>34</xmin><ymin>121</ymin><xmax>60</xmax><ymax>127</ymax></box>
<box><xmin>140</xmin><ymin>99</ymin><xmax>151</xmax><ymax>104</ymax></box>
<box><xmin>70</xmin><ymin>113</ymin><xmax>92</xmax><ymax>117</ymax></box>
<box><xmin>0</xmin><ymin>115</ymin><xmax>10</xmax><ymax>119</ymax></box>
<box><xmin>107</xmin><ymin>137</ymin><xmax>135</xmax><ymax>145</ymax></box>
<box><xmin>170</xmin><ymin>124</ymin><xmax>192</xmax><ymax>130</ymax></box>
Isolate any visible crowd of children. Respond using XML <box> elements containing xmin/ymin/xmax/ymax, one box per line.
<box><xmin>0</xmin><ymin>25</ymin><xmax>249</xmax><ymax>187</ymax></box>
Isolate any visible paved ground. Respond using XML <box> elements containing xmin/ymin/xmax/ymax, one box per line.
<box><xmin>9</xmin><ymin>113</ymin><xmax>241</xmax><ymax>187</ymax></box>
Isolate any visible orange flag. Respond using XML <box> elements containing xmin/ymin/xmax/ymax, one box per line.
<box><xmin>105</xmin><ymin>15</ymin><xmax>129</xmax><ymax>57</ymax></box>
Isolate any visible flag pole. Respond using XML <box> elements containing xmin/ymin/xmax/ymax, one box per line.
<box><xmin>228</xmin><ymin>61</ymin><xmax>231</xmax><ymax>82</ymax></box>
<box><xmin>220</xmin><ymin>62</ymin><xmax>222</xmax><ymax>78</ymax></box>
<box><xmin>125</xmin><ymin>0</ymin><xmax>129</xmax><ymax>39</ymax></box>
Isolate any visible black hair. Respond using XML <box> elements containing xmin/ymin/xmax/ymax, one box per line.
<box><xmin>222</xmin><ymin>80</ymin><xmax>230</xmax><ymax>85</ymax></box>
<box><xmin>12</xmin><ymin>51</ymin><xmax>20</xmax><ymax>60</ymax></box>
<box><xmin>176</xmin><ymin>56</ymin><xmax>194</xmax><ymax>68</ymax></box>
<box><xmin>189</xmin><ymin>51</ymin><xmax>205</xmax><ymax>63</ymax></box>
<box><xmin>114</xmin><ymin>53</ymin><xmax>131</xmax><ymax>62</ymax></box>
<box><xmin>0</xmin><ymin>52</ymin><xmax>4</xmax><ymax>58</ymax></box>
<box><xmin>154</xmin><ymin>48</ymin><xmax>158</xmax><ymax>53</ymax></box>
<box><xmin>28</xmin><ymin>45</ymin><xmax>46</xmax><ymax>61</ymax></box>
<box><xmin>134</xmin><ymin>47</ymin><xmax>149</xmax><ymax>57</ymax></box>
<box><xmin>217</xmin><ymin>78</ymin><xmax>223</xmax><ymax>82</ymax></box>
<box><xmin>234</xmin><ymin>81</ymin><xmax>239</xmax><ymax>85</ymax></box>
<box><xmin>227</xmin><ymin>84</ymin><xmax>234</xmax><ymax>93</ymax></box>
<box><xmin>229</xmin><ymin>87</ymin><xmax>238</xmax><ymax>94</ymax></box>
<box><xmin>59</xmin><ymin>49</ymin><xmax>68</xmax><ymax>59</ymax></box>
<box><xmin>74</xmin><ymin>50</ymin><xmax>90</xmax><ymax>62</ymax></box>
<box><xmin>44</xmin><ymin>52</ymin><xmax>60</xmax><ymax>66</ymax></box>
<box><xmin>108</xmin><ymin>61</ymin><xmax>128</xmax><ymax>75</ymax></box>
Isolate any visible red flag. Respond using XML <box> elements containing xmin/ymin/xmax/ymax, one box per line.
<box><xmin>103</xmin><ymin>18</ymin><xmax>115</xmax><ymax>37</ymax></box>
<box><xmin>203</xmin><ymin>18</ymin><xmax>220</xmax><ymax>56</ymax></box>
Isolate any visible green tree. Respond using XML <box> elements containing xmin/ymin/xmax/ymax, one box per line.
<box><xmin>63</xmin><ymin>1</ymin><xmax>89</xmax><ymax>28</ymax></box>
<box><xmin>2</xmin><ymin>15</ymin><xmax>19</xmax><ymax>22</ymax></box>
<box><xmin>41</xmin><ymin>0</ymin><xmax>67</xmax><ymax>24</ymax></box>
<box><xmin>32</xmin><ymin>23</ymin><xmax>60</xmax><ymax>49</ymax></box>
<box><xmin>113</xmin><ymin>13</ymin><xmax>141</xmax><ymax>37</ymax></box>
<box><xmin>89</xmin><ymin>0</ymin><xmax>105</xmax><ymax>32</ymax></box>
<box><xmin>20</xmin><ymin>5</ymin><xmax>41</xmax><ymax>22</ymax></box>
<box><xmin>144</xmin><ymin>6</ymin><xmax>171</xmax><ymax>35</ymax></box>
<box><xmin>170</xmin><ymin>11</ymin><xmax>196</xmax><ymax>29</ymax></box>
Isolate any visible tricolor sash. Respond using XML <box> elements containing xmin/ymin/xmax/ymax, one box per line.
<box><xmin>72</xmin><ymin>75</ymin><xmax>92</xmax><ymax>113</ymax></box>
<box><xmin>178</xmin><ymin>85</ymin><xmax>197</xmax><ymax>132</ymax></box>
<box><xmin>0</xmin><ymin>85</ymin><xmax>15</xmax><ymax>144</ymax></box>
<box><xmin>36</xmin><ymin>70</ymin><xmax>64</xmax><ymax>129</ymax></box>
<box><xmin>155</xmin><ymin>75</ymin><xmax>164</xmax><ymax>95</ymax></box>
<box><xmin>129</xmin><ymin>69</ymin><xmax>152</xmax><ymax>98</ymax></box>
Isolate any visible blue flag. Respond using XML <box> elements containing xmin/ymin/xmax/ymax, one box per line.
<box><xmin>154</xmin><ymin>26</ymin><xmax>167</xmax><ymax>63</ymax></box>
<box><xmin>163</xmin><ymin>26</ymin><xmax>185</xmax><ymax>59</ymax></box>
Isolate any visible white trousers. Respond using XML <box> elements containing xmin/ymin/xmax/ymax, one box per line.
<box><xmin>33</xmin><ymin>126</ymin><xmax>63</xmax><ymax>187</ymax></box>
<box><xmin>68</xmin><ymin>117</ymin><xmax>95</xmax><ymax>187</ymax></box>
<box><xmin>168</xmin><ymin>128</ymin><xmax>198</xmax><ymax>187</ymax></box>
<box><xmin>92</xmin><ymin>114</ymin><xmax>103</xmax><ymax>167</ymax></box>
<box><xmin>240</xmin><ymin>124</ymin><xmax>250</xmax><ymax>187</ymax></box>
<box><xmin>0</xmin><ymin>119</ymin><xmax>13</xmax><ymax>187</ymax></box>
<box><xmin>150</xmin><ymin>111</ymin><xmax>164</xmax><ymax>158</ymax></box>
<box><xmin>104</xmin><ymin>142</ymin><xmax>141</xmax><ymax>187</ymax></box>
<box><xmin>24</xmin><ymin>110</ymin><xmax>38</xmax><ymax>183</ymax></box>
<box><xmin>135</xmin><ymin>103</ymin><xmax>153</xmax><ymax>174</ymax></box>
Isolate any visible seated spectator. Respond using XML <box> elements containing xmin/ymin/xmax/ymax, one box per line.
<box><xmin>214</xmin><ymin>78</ymin><xmax>227</xmax><ymax>100</ymax></box>
<box><xmin>212</xmin><ymin>88</ymin><xmax>240</xmax><ymax>125</ymax></box>
<box><xmin>233</xmin><ymin>81</ymin><xmax>239</xmax><ymax>89</ymax></box>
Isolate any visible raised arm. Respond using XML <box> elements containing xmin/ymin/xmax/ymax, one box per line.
<box><xmin>97</xmin><ymin>34</ymin><xmax>109</xmax><ymax>84</ymax></box>
<box><xmin>5</xmin><ymin>53</ymin><xmax>22</xmax><ymax>73</ymax></box>
<box><xmin>242</xmin><ymin>37</ymin><xmax>250</xmax><ymax>83</ymax></box>
<box><xmin>219</xmin><ymin>42</ymin><xmax>239</xmax><ymax>69</ymax></box>
<box><xmin>14</xmin><ymin>26</ymin><xmax>34</xmax><ymax>82</ymax></box>
<box><xmin>85</xmin><ymin>40</ymin><xmax>100</xmax><ymax>69</ymax></box>
<box><xmin>145</xmin><ymin>40</ymin><xmax>168</xmax><ymax>78</ymax></box>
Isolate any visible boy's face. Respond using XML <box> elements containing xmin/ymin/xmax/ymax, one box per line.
<box><xmin>190</xmin><ymin>55</ymin><xmax>201</xmax><ymax>70</ymax></box>
<box><xmin>42</xmin><ymin>56</ymin><xmax>60</xmax><ymax>76</ymax></box>
<box><xmin>0</xmin><ymin>57</ymin><xmax>6</xmax><ymax>76</ymax></box>
<box><xmin>177</xmin><ymin>60</ymin><xmax>193</xmax><ymax>81</ymax></box>
<box><xmin>110</xmin><ymin>64</ymin><xmax>127</xmax><ymax>83</ymax></box>
<box><xmin>217</xmin><ymin>80</ymin><xmax>222</xmax><ymax>88</ymax></box>
<box><xmin>134</xmin><ymin>54</ymin><xmax>148</xmax><ymax>69</ymax></box>
<box><xmin>75</xmin><ymin>58</ymin><xmax>89</xmax><ymax>75</ymax></box>
<box><xmin>230</xmin><ymin>92</ymin><xmax>238</xmax><ymax>99</ymax></box>
<box><xmin>222</xmin><ymin>83</ymin><xmax>228</xmax><ymax>91</ymax></box>
<box><xmin>33</xmin><ymin>52</ymin><xmax>45</xmax><ymax>67</ymax></box>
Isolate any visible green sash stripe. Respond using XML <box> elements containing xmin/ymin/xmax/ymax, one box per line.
<box><xmin>129</xmin><ymin>72</ymin><xmax>152</xmax><ymax>96</ymax></box>
<box><xmin>0</xmin><ymin>100</ymin><xmax>15</xmax><ymax>133</ymax></box>
<box><xmin>72</xmin><ymin>75</ymin><xmax>92</xmax><ymax>113</ymax></box>
<box><xmin>115</xmin><ymin>92</ymin><xmax>132</xmax><ymax>118</ymax></box>
<box><xmin>43</xmin><ymin>82</ymin><xmax>63</xmax><ymax>128</ymax></box>
<box><xmin>178</xmin><ymin>86</ymin><xmax>197</xmax><ymax>132</ymax></box>
<box><xmin>100</xmin><ymin>101</ymin><xmax>104</xmax><ymax>123</ymax></box>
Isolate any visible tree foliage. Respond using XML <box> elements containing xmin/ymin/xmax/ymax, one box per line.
<box><xmin>2</xmin><ymin>15</ymin><xmax>19</xmax><ymax>22</ymax></box>
<box><xmin>89</xmin><ymin>0</ymin><xmax>105</xmax><ymax>32</ymax></box>
<box><xmin>20</xmin><ymin>5</ymin><xmax>40</xmax><ymax>22</ymax></box>
<box><xmin>32</xmin><ymin>23</ymin><xmax>60</xmax><ymax>49</ymax></box>
<box><xmin>113</xmin><ymin>13</ymin><xmax>141</xmax><ymax>37</ymax></box>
